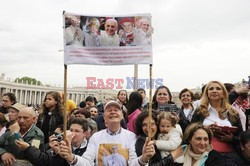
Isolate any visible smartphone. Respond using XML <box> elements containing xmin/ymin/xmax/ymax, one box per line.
<box><xmin>14</xmin><ymin>132</ymin><xmax>21</xmax><ymax>140</ymax></box>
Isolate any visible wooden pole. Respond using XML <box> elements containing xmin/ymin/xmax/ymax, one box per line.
<box><xmin>134</xmin><ymin>64</ymin><xmax>138</xmax><ymax>90</ymax></box>
<box><xmin>62</xmin><ymin>11</ymin><xmax>67</xmax><ymax>140</ymax></box>
<box><xmin>63</xmin><ymin>64</ymin><xmax>67</xmax><ymax>140</ymax></box>
<box><xmin>148</xmin><ymin>64</ymin><xmax>153</xmax><ymax>141</ymax></box>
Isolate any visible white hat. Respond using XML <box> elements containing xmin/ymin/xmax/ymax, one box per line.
<box><xmin>104</xmin><ymin>101</ymin><xmax>121</xmax><ymax>111</ymax></box>
<box><xmin>9</xmin><ymin>103</ymin><xmax>25</xmax><ymax>112</ymax></box>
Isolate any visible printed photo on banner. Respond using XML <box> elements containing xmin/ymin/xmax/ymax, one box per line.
<box><xmin>98</xmin><ymin>143</ymin><xmax>129</xmax><ymax>166</ymax></box>
<box><xmin>63</xmin><ymin>12</ymin><xmax>153</xmax><ymax>65</ymax></box>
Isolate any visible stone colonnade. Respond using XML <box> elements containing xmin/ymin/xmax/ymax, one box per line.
<box><xmin>0</xmin><ymin>80</ymin><xmax>116</xmax><ymax>106</ymax></box>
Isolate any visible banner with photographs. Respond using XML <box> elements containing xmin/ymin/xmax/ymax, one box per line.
<box><xmin>63</xmin><ymin>12</ymin><xmax>153</xmax><ymax>65</ymax></box>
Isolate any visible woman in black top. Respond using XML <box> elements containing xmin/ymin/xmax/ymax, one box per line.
<box><xmin>37</xmin><ymin>91</ymin><xmax>63</xmax><ymax>144</ymax></box>
<box><xmin>135</xmin><ymin>111</ymin><xmax>182</xmax><ymax>166</ymax></box>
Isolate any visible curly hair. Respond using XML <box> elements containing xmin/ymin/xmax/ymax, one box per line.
<box><xmin>197</xmin><ymin>81</ymin><xmax>238</xmax><ymax>122</ymax></box>
<box><xmin>158</xmin><ymin>111</ymin><xmax>179</xmax><ymax>127</ymax></box>
<box><xmin>134</xmin><ymin>111</ymin><xmax>158</xmax><ymax>137</ymax></box>
<box><xmin>42</xmin><ymin>91</ymin><xmax>63</xmax><ymax>115</ymax></box>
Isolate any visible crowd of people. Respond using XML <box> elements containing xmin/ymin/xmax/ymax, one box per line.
<box><xmin>65</xmin><ymin>15</ymin><xmax>153</xmax><ymax>47</ymax></box>
<box><xmin>0</xmin><ymin>80</ymin><xmax>249</xmax><ymax>166</ymax></box>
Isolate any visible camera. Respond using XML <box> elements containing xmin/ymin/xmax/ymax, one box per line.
<box><xmin>54</xmin><ymin>132</ymin><xmax>64</xmax><ymax>142</ymax></box>
<box><xmin>165</xmin><ymin>104</ymin><xmax>180</xmax><ymax>114</ymax></box>
<box><xmin>157</xmin><ymin>104</ymin><xmax>180</xmax><ymax>114</ymax></box>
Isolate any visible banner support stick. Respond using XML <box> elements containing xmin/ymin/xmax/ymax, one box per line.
<box><xmin>63</xmin><ymin>64</ymin><xmax>68</xmax><ymax>140</ymax></box>
<box><xmin>148</xmin><ymin>64</ymin><xmax>153</xmax><ymax>141</ymax></box>
<box><xmin>134</xmin><ymin>64</ymin><xmax>138</xmax><ymax>90</ymax></box>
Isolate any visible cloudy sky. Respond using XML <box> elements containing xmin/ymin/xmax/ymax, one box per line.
<box><xmin>0</xmin><ymin>0</ymin><xmax>249</xmax><ymax>92</ymax></box>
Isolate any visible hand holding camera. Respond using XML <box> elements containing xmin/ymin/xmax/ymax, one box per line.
<box><xmin>49</xmin><ymin>130</ymin><xmax>75</xmax><ymax>154</ymax></box>
<box><xmin>49</xmin><ymin>134</ymin><xmax>62</xmax><ymax>154</ymax></box>
<box><xmin>54</xmin><ymin>132</ymin><xmax>64</xmax><ymax>142</ymax></box>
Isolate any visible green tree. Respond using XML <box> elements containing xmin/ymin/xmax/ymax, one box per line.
<box><xmin>14</xmin><ymin>76</ymin><xmax>43</xmax><ymax>85</ymax></box>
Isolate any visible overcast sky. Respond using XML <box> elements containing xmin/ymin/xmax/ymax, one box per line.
<box><xmin>0</xmin><ymin>0</ymin><xmax>249</xmax><ymax>92</ymax></box>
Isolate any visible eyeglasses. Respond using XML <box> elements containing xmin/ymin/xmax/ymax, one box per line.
<box><xmin>157</xmin><ymin>93</ymin><xmax>168</xmax><ymax>96</ymax></box>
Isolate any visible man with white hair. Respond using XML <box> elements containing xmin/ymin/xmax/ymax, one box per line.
<box><xmin>0</xmin><ymin>107</ymin><xmax>44</xmax><ymax>166</ymax></box>
<box><xmin>83</xmin><ymin>18</ymin><xmax>101</xmax><ymax>46</ymax></box>
<box><xmin>59</xmin><ymin>101</ymin><xmax>155</xmax><ymax>166</ymax></box>
<box><xmin>65</xmin><ymin>16</ymin><xmax>84</xmax><ymax>46</ymax></box>
<box><xmin>100</xmin><ymin>19</ymin><xmax>120</xmax><ymax>46</ymax></box>
<box><xmin>140</xmin><ymin>18</ymin><xmax>150</xmax><ymax>33</ymax></box>
<box><xmin>134</xmin><ymin>18</ymin><xmax>152</xmax><ymax>46</ymax></box>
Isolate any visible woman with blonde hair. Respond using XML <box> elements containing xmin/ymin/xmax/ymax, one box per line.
<box><xmin>191</xmin><ymin>80</ymin><xmax>243</xmax><ymax>165</ymax></box>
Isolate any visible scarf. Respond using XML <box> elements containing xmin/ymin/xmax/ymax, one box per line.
<box><xmin>183</xmin><ymin>144</ymin><xmax>212</xmax><ymax>166</ymax></box>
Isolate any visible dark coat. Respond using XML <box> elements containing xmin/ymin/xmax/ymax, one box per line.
<box><xmin>135</xmin><ymin>136</ymin><xmax>175</xmax><ymax>166</ymax></box>
<box><xmin>23</xmin><ymin>142</ymin><xmax>87</xmax><ymax>166</ymax></box>
<box><xmin>231</xmin><ymin>140</ymin><xmax>250</xmax><ymax>166</ymax></box>
<box><xmin>36</xmin><ymin>112</ymin><xmax>63</xmax><ymax>144</ymax></box>
<box><xmin>233</xmin><ymin>150</ymin><xmax>250</xmax><ymax>166</ymax></box>
<box><xmin>0</xmin><ymin>125</ymin><xmax>44</xmax><ymax>159</ymax></box>
<box><xmin>204</xmin><ymin>150</ymin><xmax>226</xmax><ymax>166</ymax></box>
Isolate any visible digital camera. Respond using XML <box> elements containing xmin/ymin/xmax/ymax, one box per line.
<box><xmin>165</xmin><ymin>104</ymin><xmax>180</xmax><ymax>114</ymax></box>
<box><xmin>54</xmin><ymin>132</ymin><xmax>64</xmax><ymax>142</ymax></box>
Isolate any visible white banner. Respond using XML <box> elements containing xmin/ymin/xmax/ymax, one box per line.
<box><xmin>63</xmin><ymin>12</ymin><xmax>153</xmax><ymax>65</ymax></box>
